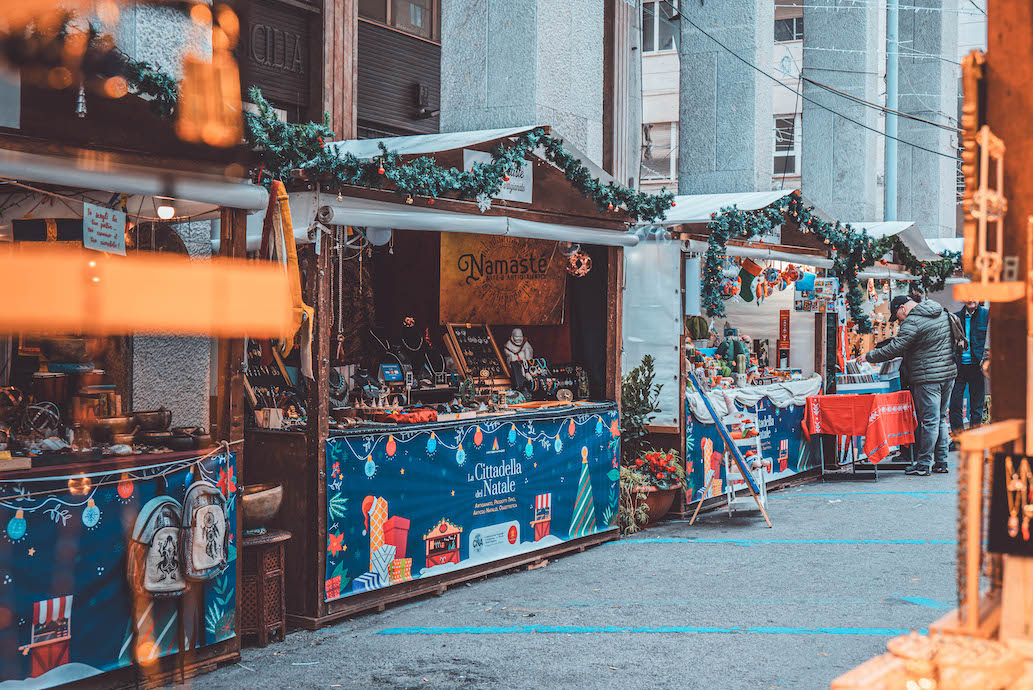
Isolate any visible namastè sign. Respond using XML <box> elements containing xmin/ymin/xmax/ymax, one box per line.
<box><xmin>439</xmin><ymin>233</ymin><xmax>566</xmax><ymax>325</ymax></box>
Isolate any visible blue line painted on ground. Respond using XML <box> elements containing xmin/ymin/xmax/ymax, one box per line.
<box><xmin>614</xmin><ymin>537</ymin><xmax>956</xmax><ymax>546</ymax></box>
<box><xmin>893</xmin><ymin>595</ymin><xmax>953</xmax><ymax>610</ymax></box>
<box><xmin>377</xmin><ymin>625</ymin><xmax>928</xmax><ymax>637</ymax></box>
<box><xmin>782</xmin><ymin>490</ymin><xmax>953</xmax><ymax>497</ymax></box>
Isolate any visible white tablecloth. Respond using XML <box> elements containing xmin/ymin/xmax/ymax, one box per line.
<box><xmin>686</xmin><ymin>375</ymin><xmax>824</xmax><ymax>425</ymax></box>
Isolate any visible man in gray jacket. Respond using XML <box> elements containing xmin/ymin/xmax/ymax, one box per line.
<box><xmin>859</xmin><ymin>297</ymin><xmax>958</xmax><ymax>475</ymax></box>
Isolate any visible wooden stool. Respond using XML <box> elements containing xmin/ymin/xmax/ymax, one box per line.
<box><xmin>241</xmin><ymin>529</ymin><xmax>291</xmax><ymax>647</ymax></box>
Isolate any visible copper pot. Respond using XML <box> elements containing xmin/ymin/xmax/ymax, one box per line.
<box><xmin>133</xmin><ymin>408</ymin><xmax>171</xmax><ymax>431</ymax></box>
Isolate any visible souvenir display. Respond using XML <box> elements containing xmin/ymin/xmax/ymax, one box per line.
<box><xmin>989</xmin><ymin>453</ymin><xmax>1033</xmax><ymax>554</ymax></box>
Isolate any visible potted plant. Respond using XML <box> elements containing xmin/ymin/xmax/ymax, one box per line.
<box><xmin>630</xmin><ymin>449</ymin><xmax>685</xmax><ymax>524</ymax></box>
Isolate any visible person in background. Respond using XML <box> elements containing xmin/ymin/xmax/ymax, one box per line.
<box><xmin>875</xmin><ymin>296</ymin><xmax>916</xmax><ymax>464</ymax></box>
<box><xmin>949</xmin><ymin>300</ymin><xmax>989</xmax><ymax>434</ymax></box>
<box><xmin>860</xmin><ymin>295</ymin><xmax>957</xmax><ymax>476</ymax></box>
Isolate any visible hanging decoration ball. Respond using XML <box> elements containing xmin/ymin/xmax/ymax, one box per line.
<box><xmin>607</xmin><ymin>203</ymin><xmax>614</xmax><ymax>211</ymax></box>
<box><xmin>405</xmin><ymin>196</ymin><xmax>414</xmax><ymax>205</ymax></box>
<box><xmin>6</xmin><ymin>510</ymin><xmax>26</xmax><ymax>541</ymax></box>
<box><xmin>427</xmin><ymin>432</ymin><xmax>437</xmax><ymax>454</ymax></box>
<box><xmin>378</xmin><ymin>163</ymin><xmax>385</xmax><ymax>175</ymax></box>
<box><xmin>474</xmin><ymin>426</ymin><xmax>483</xmax><ymax>447</ymax></box>
<box><xmin>764</xmin><ymin>267</ymin><xmax>780</xmax><ymax>284</ymax></box>
<box><xmin>386</xmin><ymin>435</ymin><xmax>396</xmax><ymax>457</ymax></box>
<box><xmin>671</xmin><ymin>200</ymin><xmax>677</xmax><ymax>207</ymax></box>
<box><xmin>68</xmin><ymin>475</ymin><xmax>91</xmax><ymax>496</ymax></box>
<box><xmin>118</xmin><ymin>473</ymin><xmax>134</xmax><ymax>500</ymax></box>
<box><xmin>364</xmin><ymin>456</ymin><xmax>377</xmax><ymax>478</ymax></box>
<box><xmin>508</xmin><ymin>424</ymin><xmax>517</xmax><ymax>445</ymax></box>
<box><xmin>503</xmin><ymin>174</ymin><xmax>510</xmax><ymax>182</ymax></box>
<box><xmin>82</xmin><ymin>499</ymin><xmax>100</xmax><ymax>528</ymax></box>
<box><xmin>525</xmin><ymin>439</ymin><xmax>534</xmax><ymax>459</ymax></box>
<box><xmin>456</xmin><ymin>444</ymin><xmax>467</xmax><ymax>466</ymax></box>
<box><xmin>428</xmin><ymin>198</ymin><xmax>435</xmax><ymax>204</ymax></box>
<box><xmin>566</xmin><ymin>250</ymin><xmax>593</xmax><ymax>277</ymax></box>
<box><xmin>554</xmin><ymin>434</ymin><xmax>563</xmax><ymax>453</ymax></box>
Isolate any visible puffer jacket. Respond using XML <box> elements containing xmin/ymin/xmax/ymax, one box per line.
<box><xmin>867</xmin><ymin>299</ymin><xmax>957</xmax><ymax>384</ymax></box>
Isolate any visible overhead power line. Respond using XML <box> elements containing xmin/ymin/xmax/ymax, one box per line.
<box><xmin>801</xmin><ymin>76</ymin><xmax>961</xmax><ymax>133</ymax></box>
<box><xmin>680</xmin><ymin>15</ymin><xmax>962</xmax><ymax>163</ymax></box>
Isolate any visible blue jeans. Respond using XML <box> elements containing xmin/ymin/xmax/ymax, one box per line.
<box><xmin>912</xmin><ymin>379</ymin><xmax>954</xmax><ymax>469</ymax></box>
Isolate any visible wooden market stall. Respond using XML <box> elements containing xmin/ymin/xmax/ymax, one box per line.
<box><xmin>243</xmin><ymin>126</ymin><xmax>641</xmax><ymax>629</ymax></box>
<box><xmin>0</xmin><ymin>90</ymin><xmax>272</xmax><ymax>685</ymax></box>
<box><xmin>624</xmin><ymin>191</ymin><xmax>945</xmax><ymax>517</ymax></box>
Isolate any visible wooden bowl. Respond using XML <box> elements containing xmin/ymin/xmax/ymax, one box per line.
<box><xmin>242</xmin><ymin>483</ymin><xmax>283</xmax><ymax>530</ymax></box>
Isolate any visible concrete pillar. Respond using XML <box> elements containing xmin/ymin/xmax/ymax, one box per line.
<box><xmin>678</xmin><ymin>0</ymin><xmax>773</xmax><ymax>194</ymax></box>
<box><xmin>801</xmin><ymin>0</ymin><xmax>883</xmax><ymax>221</ymax></box>
<box><xmin>895</xmin><ymin>0</ymin><xmax>959</xmax><ymax>239</ymax></box>
<box><xmin>114</xmin><ymin>8</ymin><xmax>215</xmax><ymax>428</ymax></box>
<box><xmin>440</xmin><ymin>0</ymin><xmax>605</xmax><ymax>166</ymax></box>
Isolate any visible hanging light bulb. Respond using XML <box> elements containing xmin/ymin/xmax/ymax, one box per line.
<box><xmin>155</xmin><ymin>197</ymin><xmax>176</xmax><ymax>220</ymax></box>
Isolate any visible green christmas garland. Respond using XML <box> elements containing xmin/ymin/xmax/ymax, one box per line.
<box><xmin>701</xmin><ymin>191</ymin><xmax>962</xmax><ymax>333</ymax></box>
<box><xmin>243</xmin><ymin>90</ymin><xmax>674</xmax><ymax>222</ymax></box>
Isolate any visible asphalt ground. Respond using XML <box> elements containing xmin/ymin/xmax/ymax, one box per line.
<box><xmin>182</xmin><ymin>464</ymin><xmax>958</xmax><ymax>690</ymax></box>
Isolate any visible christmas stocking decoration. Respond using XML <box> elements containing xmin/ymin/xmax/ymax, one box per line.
<box><xmin>739</xmin><ymin>259</ymin><xmax>763</xmax><ymax>303</ymax></box>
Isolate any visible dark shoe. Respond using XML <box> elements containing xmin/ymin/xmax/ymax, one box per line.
<box><xmin>932</xmin><ymin>464</ymin><xmax>949</xmax><ymax>474</ymax></box>
<box><xmin>948</xmin><ymin>440</ymin><xmax>958</xmax><ymax>451</ymax></box>
<box><xmin>905</xmin><ymin>465</ymin><xmax>931</xmax><ymax>476</ymax></box>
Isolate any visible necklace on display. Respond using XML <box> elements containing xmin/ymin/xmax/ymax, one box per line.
<box><xmin>425</xmin><ymin>350</ymin><xmax>445</xmax><ymax>374</ymax></box>
<box><xmin>1006</xmin><ymin>455</ymin><xmax>1023</xmax><ymax>538</ymax></box>
<box><xmin>369</xmin><ymin>329</ymin><xmax>391</xmax><ymax>353</ymax></box>
<box><xmin>402</xmin><ymin>334</ymin><xmax>423</xmax><ymax>352</ymax></box>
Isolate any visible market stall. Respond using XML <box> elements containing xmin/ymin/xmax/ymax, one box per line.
<box><xmin>242</xmin><ymin>125</ymin><xmax>657</xmax><ymax>628</ymax></box>
<box><xmin>0</xmin><ymin>125</ymin><xmax>270</xmax><ymax>686</ymax></box>
<box><xmin>625</xmin><ymin>190</ymin><xmax>953</xmax><ymax>514</ymax></box>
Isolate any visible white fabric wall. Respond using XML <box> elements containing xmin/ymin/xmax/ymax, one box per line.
<box><xmin>623</xmin><ymin>242</ymin><xmax>682</xmax><ymax>427</ymax></box>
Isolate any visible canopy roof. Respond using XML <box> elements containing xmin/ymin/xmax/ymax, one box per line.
<box><xmin>319</xmin><ymin>125</ymin><xmax>618</xmax><ymax>188</ymax></box>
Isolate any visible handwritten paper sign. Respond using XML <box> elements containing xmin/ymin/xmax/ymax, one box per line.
<box><xmin>83</xmin><ymin>202</ymin><xmax>126</xmax><ymax>255</ymax></box>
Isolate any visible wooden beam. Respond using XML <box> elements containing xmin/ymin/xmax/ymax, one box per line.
<box><xmin>324</xmin><ymin>0</ymin><xmax>357</xmax><ymax>138</ymax></box>
<box><xmin>606</xmin><ymin>246</ymin><xmax>624</xmax><ymax>404</ymax></box>
<box><xmin>957</xmin><ymin>419</ymin><xmax>1024</xmax><ymax>452</ymax></box>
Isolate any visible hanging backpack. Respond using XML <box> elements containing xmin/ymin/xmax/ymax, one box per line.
<box><xmin>127</xmin><ymin>496</ymin><xmax>186</xmax><ymax>598</ymax></box>
<box><xmin>947</xmin><ymin>311</ymin><xmax>969</xmax><ymax>358</ymax></box>
<box><xmin>182</xmin><ymin>478</ymin><xmax>229</xmax><ymax>581</ymax></box>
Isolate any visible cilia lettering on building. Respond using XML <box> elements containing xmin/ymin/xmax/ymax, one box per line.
<box><xmin>473</xmin><ymin>459</ymin><xmax>524</xmax><ymax>496</ymax></box>
<box><xmin>457</xmin><ymin>252</ymin><xmax>551</xmax><ymax>285</ymax></box>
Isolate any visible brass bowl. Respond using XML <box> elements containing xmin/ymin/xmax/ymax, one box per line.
<box><xmin>242</xmin><ymin>483</ymin><xmax>283</xmax><ymax>530</ymax></box>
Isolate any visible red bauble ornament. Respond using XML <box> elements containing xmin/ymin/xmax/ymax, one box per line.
<box><xmin>503</xmin><ymin>174</ymin><xmax>510</xmax><ymax>182</ymax></box>
<box><xmin>671</xmin><ymin>201</ymin><xmax>677</xmax><ymax>207</ymax></box>
<box><xmin>607</xmin><ymin>203</ymin><xmax>614</xmax><ymax>211</ymax></box>
<box><xmin>378</xmin><ymin>165</ymin><xmax>385</xmax><ymax>175</ymax></box>
<box><xmin>428</xmin><ymin>198</ymin><xmax>435</xmax><ymax>204</ymax></box>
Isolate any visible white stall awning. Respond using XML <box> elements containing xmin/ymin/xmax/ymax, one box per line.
<box><xmin>0</xmin><ymin>147</ymin><xmax>268</xmax><ymax>211</ymax></box>
<box><xmin>656</xmin><ymin>191</ymin><xmax>796</xmax><ymax>226</ymax></box>
<box><xmin>843</xmin><ymin>220</ymin><xmax>942</xmax><ymax>262</ymax></box>
<box><xmin>212</xmin><ymin>192</ymin><xmax>639</xmax><ymax>253</ymax></box>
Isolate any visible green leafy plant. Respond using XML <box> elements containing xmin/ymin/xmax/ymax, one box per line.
<box><xmin>618</xmin><ymin>466</ymin><xmax>650</xmax><ymax>536</ymax></box>
<box><xmin>620</xmin><ymin>355</ymin><xmax>662</xmax><ymax>464</ymax></box>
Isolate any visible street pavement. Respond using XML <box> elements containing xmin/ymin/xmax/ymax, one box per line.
<box><xmin>184</xmin><ymin>465</ymin><xmax>957</xmax><ymax>690</ymax></box>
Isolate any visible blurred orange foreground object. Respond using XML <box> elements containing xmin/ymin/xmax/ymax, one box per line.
<box><xmin>0</xmin><ymin>245</ymin><xmax>292</xmax><ymax>338</ymax></box>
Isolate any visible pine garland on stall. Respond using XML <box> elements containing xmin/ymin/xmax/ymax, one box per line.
<box><xmin>700</xmin><ymin>192</ymin><xmax>962</xmax><ymax>333</ymax></box>
<box><xmin>242</xmin><ymin>90</ymin><xmax>675</xmax><ymax>222</ymax></box>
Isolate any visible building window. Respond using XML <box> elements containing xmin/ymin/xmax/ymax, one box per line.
<box><xmin>642</xmin><ymin>1</ymin><xmax>678</xmax><ymax>53</ymax></box>
<box><xmin>774</xmin><ymin>16</ymin><xmax>804</xmax><ymax>43</ymax></box>
<box><xmin>641</xmin><ymin>123</ymin><xmax>677</xmax><ymax>182</ymax></box>
<box><xmin>360</xmin><ymin>0</ymin><xmax>439</xmax><ymax>42</ymax></box>
<box><xmin>773</xmin><ymin>115</ymin><xmax>799</xmax><ymax>175</ymax></box>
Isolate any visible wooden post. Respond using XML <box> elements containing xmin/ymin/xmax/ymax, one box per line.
<box><xmin>305</xmin><ymin>245</ymin><xmax>332</xmax><ymax>621</ymax></box>
<box><xmin>323</xmin><ymin>0</ymin><xmax>357</xmax><ymax>138</ymax></box>
<box><xmin>606</xmin><ymin>246</ymin><xmax>624</xmax><ymax>405</ymax></box>
<box><xmin>984</xmin><ymin>1</ymin><xmax>1033</xmax><ymax>425</ymax></box>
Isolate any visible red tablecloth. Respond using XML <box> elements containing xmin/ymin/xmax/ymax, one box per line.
<box><xmin>802</xmin><ymin>390</ymin><xmax>917</xmax><ymax>464</ymax></box>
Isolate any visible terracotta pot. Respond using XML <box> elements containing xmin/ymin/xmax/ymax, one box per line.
<box><xmin>242</xmin><ymin>483</ymin><xmax>283</xmax><ymax>530</ymax></box>
<box><xmin>632</xmin><ymin>484</ymin><xmax>681</xmax><ymax>525</ymax></box>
